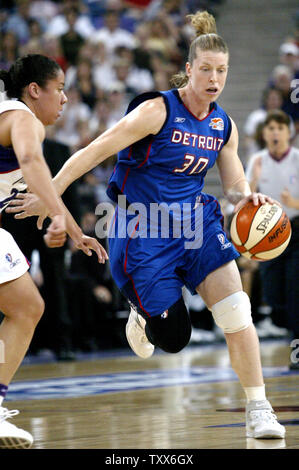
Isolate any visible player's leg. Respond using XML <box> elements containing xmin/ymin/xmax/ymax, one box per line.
<box><xmin>0</xmin><ymin>272</ymin><xmax>44</xmax><ymax>448</ymax></box>
<box><xmin>126</xmin><ymin>295</ymin><xmax>192</xmax><ymax>358</ymax></box>
<box><xmin>0</xmin><ymin>272</ymin><xmax>44</xmax><ymax>385</ymax></box>
<box><xmin>0</xmin><ymin>228</ymin><xmax>44</xmax><ymax>448</ymax></box>
<box><xmin>197</xmin><ymin>260</ymin><xmax>264</xmax><ymax>387</ymax></box>
<box><xmin>196</xmin><ymin>260</ymin><xmax>285</xmax><ymax>439</ymax></box>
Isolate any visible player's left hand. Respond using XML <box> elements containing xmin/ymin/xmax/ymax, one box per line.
<box><xmin>6</xmin><ymin>192</ymin><xmax>49</xmax><ymax>229</ymax></box>
<box><xmin>233</xmin><ymin>192</ymin><xmax>277</xmax><ymax>213</ymax></box>
<box><xmin>74</xmin><ymin>234</ymin><xmax>109</xmax><ymax>264</ymax></box>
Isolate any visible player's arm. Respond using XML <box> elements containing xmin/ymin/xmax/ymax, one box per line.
<box><xmin>53</xmin><ymin>97</ymin><xmax>167</xmax><ymax>195</ymax></box>
<box><xmin>10</xmin><ymin>110</ymin><xmax>66</xmax><ymax>221</ymax></box>
<box><xmin>217</xmin><ymin>118</ymin><xmax>274</xmax><ymax>211</ymax></box>
<box><xmin>10</xmin><ymin>111</ymin><xmax>107</xmax><ymax>261</ymax></box>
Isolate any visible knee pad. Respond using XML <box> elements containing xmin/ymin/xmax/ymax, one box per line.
<box><xmin>211</xmin><ymin>291</ymin><xmax>252</xmax><ymax>334</ymax></box>
<box><xmin>145</xmin><ymin>297</ymin><xmax>191</xmax><ymax>353</ymax></box>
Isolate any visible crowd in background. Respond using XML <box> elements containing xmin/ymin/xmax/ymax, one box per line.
<box><xmin>0</xmin><ymin>0</ymin><xmax>298</xmax><ymax>358</ymax></box>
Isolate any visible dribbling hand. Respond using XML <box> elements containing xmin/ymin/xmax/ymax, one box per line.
<box><xmin>233</xmin><ymin>192</ymin><xmax>277</xmax><ymax>213</ymax></box>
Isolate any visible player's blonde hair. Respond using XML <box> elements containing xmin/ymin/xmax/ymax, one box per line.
<box><xmin>170</xmin><ymin>11</ymin><xmax>229</xmax><ymax>88</ymax></box>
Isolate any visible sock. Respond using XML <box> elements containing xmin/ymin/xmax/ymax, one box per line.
<box><xmin>0</xmin><ymin>384</ymin><xmax>8</xmax><ymax>407</ymax></box>
<box><xmin>244</xmin><ymin>385</ymin><xmax>266</xmax><ymax>403</ymax></box>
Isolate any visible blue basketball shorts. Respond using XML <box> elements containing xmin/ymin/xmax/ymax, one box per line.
<box><xmin>108</xmin><ymin>193</ymin><xmax>240</xmax><ymax>317</ymax></box>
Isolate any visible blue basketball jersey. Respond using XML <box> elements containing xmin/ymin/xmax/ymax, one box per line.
<box><xmin>107</xmin><ymin>89</ymin><xmax>232</xmax><ymax>209</ymax></box>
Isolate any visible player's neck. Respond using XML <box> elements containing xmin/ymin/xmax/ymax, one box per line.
<box><xmin>179</xmin><ymin>87</ymin><xmax>212</xmax><ymax>120</ymax></box>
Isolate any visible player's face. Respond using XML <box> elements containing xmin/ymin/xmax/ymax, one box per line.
<box><xmin>263</xmin><ymin>120</ymin><xmax>290</xmax><ymax>147</ymax></box>
<box><xmin>186</xmin><ymin>50</ymin><xmax>229</xmax><ymax>102</ymax></box>
<box><xmin>36</xmin><ymin>69</ymin><xmax>68</xmax><ymax>126</ymax></box>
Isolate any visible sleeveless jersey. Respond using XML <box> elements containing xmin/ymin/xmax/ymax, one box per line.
<box><xmin>245</xmin><ymin>147</ymin><xmax>299</xmax><ymax>221</ymax></box>
<box><xmin>107</xmin><ymin>89</ymin><xmax>232</xmax><ymax>211</ymax></box>
<box><xmin>0</xmin><ymin>100</ymin><xmax>34</xmax><ymax>212</ymax></box>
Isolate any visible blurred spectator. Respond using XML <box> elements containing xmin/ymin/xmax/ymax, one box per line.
<box><xmin>54</xmin><ymin>85</ymin><xmax>91</xmax><ymax>151</ymax></box>
<box><xmin>91</xmin><ymin>40</ymin><xmax>115</xmax><ymax>91</ymax></box>
<box><xmin>42</xmin><ymin>33</ymin><xmax>68</xmax><ymax>72</ymax></box>
<box><xmin>112</xmin><ymin>47</ymin><xmax>155</xmax><ymax>94</ymax></box>
<box><xmin>270</xmin><ymin>64</ymin><xmax>299</xmax><ymax>122</ymax></box>
<box><xmin>67</xmin><ymin>210</ymin><xmax>120</xmax><ymax>351</ymax></box>
<box><xmin>0</xmin><ymin>31</ymin><xmax>19</xmax><ymax>71</ymax></box>
<box><xmin>4</xmin><ymin>0</ymin><xmax>42</xmax><ymax>44</ymax></box>
<box><xmin>246</xmin><ymin>110</ymin><xmax>299</xmax><ymax>364</ymax></box>
<box><xmin>92</xmin><ymin>9</ymin><xmax>137</xmax><ymax>56</ymax></box>
<box><xmin>89</xmin><ymin>98</ymin><xmax>114</xmax><ymax>137</ymax></box>
<box><xmin>243</xmin><ymin>87</ymin><xmax>284</xmax><ymax>157</ymax></box>
<box><xmin>19</xmin><ymin>18</ymin><xmax>45</xmax><ymax>56</ymax></box>
<box><xmin>76</xmin><ymin>172</ymin><xmax>100</xmax><ymax>213</ymax></box>
<box><xmin>28</xmin><ymin>0</ymin><xmax>58</xmax><ymax>23</ymax></box>
<box><xmin>59</xmin><ymin>7</ymin><xmax>85</xmax><ymax>66</ymax></box>
<box><xmin>278</xmin><ymin>42</ymin><xmax>299</xmax><ymax>79</ymax></box>
<box><xmin>144</xmin><ymin>15</ymin><xmax>182</xmax><ymax>67</ymax></box>
<box><xmin>72</xmin><ymin>57</ymin><xmax>97</xmax><ymax>109</ymax></box>
<box><xmin>46</xmin><ymin>0</ymin><xmax>95</xmax><ymax>40</ymax></box>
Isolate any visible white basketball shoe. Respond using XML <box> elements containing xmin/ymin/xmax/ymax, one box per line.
<box><xmin>0</xmin><ymin>407</ymin><xmax>33</xmax><ymax>448</ymax></box>
<box><xmin>246</xmin><ymin>400</ymin><xmax>286</xmax><ymax>439</ymax></box>
<box><xmin>126</xmin><ymin>307</ymin><xmax>155</xmax><ymax>359</ymax></box>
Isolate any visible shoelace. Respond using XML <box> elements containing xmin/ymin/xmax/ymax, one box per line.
<box><xmin>250</xmin><ymin>409</ymin><xmax>278</xmax><ymax>424</ymax></box>
<box><xmin>0</xmin><ymin>407</ymin><xmax>19</xmax><ymax>423</ymax></box>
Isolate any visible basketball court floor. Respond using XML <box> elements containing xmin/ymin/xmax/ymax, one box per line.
<box><xmin>4</xmin><ymin>337</ymin><xmax>299</xmax><ymax>450</ymax></box>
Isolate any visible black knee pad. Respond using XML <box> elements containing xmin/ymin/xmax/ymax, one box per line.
<box><xmin>144</xmin><ymin>297</ymin><xmax>191</xmax><ymax>354</ymax></box>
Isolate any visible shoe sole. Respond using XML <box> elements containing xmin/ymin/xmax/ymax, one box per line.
<box><xmin>125</xmin><ymin>321</ymin><xmax>154</xmax><ymax>359</ymax></box>
<box><xmin>246</xmin><ymin>430</ymin><xmax>286</xmax><ymax>439</ymax></box>
<box><xmin>0</xmin><ymin>436</ymin><xmax>33</xmax><ymax>448</ymax></box>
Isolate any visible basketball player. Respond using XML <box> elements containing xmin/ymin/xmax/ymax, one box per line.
<box><xmin>8</xmin><ymin>13</ymin><xmax>286</xmax><ymax>439</ymax></box>
<box><xmin>0</xmin><ymin>54</ymin><xmax>108</xmax><ymax>448</ymax></box>
<box><xmin>246</xmin><ymin>110</ymin><xmax>299</xmax><ymax>369</ymax></box>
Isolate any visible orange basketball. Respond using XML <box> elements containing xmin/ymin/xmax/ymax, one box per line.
<box><xmin>230</xmin><ymin>201</ymin><xmax>292</xmax><ymax>261</ymax></box>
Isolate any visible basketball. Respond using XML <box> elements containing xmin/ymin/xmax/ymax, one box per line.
<box><xmin>230</xmin><ymin>201</ymin><xmax>292</xmax><ymax>261</ymax></box>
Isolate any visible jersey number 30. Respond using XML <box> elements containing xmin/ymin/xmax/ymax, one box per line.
<box><xmin>173</xmin><ymin>154</ymin><xmax>209</xmax><ymax>175</ymax></box>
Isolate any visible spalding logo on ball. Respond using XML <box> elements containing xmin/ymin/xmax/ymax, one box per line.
<box><xmin>230</xmin><ymin>201</ymin><xmax>292</xmax><ymax>261</ymax></box>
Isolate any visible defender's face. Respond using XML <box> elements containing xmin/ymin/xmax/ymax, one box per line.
<box><xmin>36</xmin><ymin>69</ymin><xmax>68</xmax><ymax>126</ymax></box>
<box><xmin>186</xmin><ymin>50</ymin><xmax>229</xmax><ymax>102</ymax></box>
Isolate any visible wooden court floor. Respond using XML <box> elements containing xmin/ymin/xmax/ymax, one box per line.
<box><xmin>5</xmin><ymin>339</ymin><xmax>299</xmax><ymax>450</ymax></box>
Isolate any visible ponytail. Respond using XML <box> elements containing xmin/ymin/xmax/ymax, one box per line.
<box><xmin>0</xmin><ymin>54</ymin><xmax>61</xmax><ymax>99</ymax></box>
<box><xmin>170</xmin><ymin>11</ymin><xmax>228</xmax><ymax>88</ymax></box>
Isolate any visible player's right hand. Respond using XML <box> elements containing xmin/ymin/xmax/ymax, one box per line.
<box><xmin>44</xmin><ymin>214</ymin><xmax>67</xmax><ymax>248</ymax></box>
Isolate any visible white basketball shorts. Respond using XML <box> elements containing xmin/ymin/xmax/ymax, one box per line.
<box><xmin>0</xmin><ymin>228</ymin><xmax>30</xmax><ymax>285</ymax></box>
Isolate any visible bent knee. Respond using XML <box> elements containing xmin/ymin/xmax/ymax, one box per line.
<box><xmin>211</xmin><ymin>291</ymin><xmax>252</xmax><ymax>334</ymax></box>
<box><xmin>159</xmin><ymin>332</ymin><xmax>191</xmax><ymax>354</ymax></box>
<box><xmin>10</xmin><ymin>294</ymin><xmax>45</xmax><ymax>327</ymax></box>
<box><xmin>145</xmin><ymin>296</ymin><xmax>192</xmax><ymax>354</ymax></box>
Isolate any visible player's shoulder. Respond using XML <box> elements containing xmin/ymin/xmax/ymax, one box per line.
<box><xmin>0</xmin><ymin>99</ymin><xmax>35</xmax><ymax>117</ymax></box>
<box><xmin>127</xmin><ymin>91</ymin><xmax>166</xmax><ymax>114</ymax></box>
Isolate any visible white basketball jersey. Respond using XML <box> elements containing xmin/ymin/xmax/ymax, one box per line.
<box><xmin>246</xmin><ymin>147</ymin><xmax>299</xmax><ymax>221</ymax></box>
<box><xmin>0</xmin><ymin>100</ymin><xmax>35</xmax><ymax>212</ymax></box>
